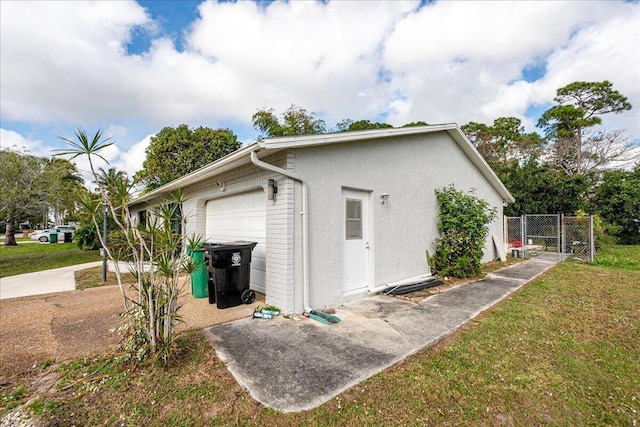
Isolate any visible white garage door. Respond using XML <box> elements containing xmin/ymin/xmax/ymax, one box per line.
<box><xmin>205</xmin><ymin>190</ymin><xmax>266</xmax><ymax>294</ymax></box>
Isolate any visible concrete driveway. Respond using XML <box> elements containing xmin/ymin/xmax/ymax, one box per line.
<box><xmin>0</xmin><ymin>262</ymin><xmax>103</xmax><ymax>300</ymax></box>
<box><xmin>204</xmin><ymin>254</ymin><xmax>558</xmax><ymax>412</ymax></box>
<box><xmin>0</xmin><ymin>278</ymin><xmax>264</xmax><ymax>378</ymax></box>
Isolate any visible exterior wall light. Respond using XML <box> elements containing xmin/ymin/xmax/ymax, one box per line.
<box><xmin>268</xmin><ymin>179</ymin><xmax>278</xmax><ymax>201</ymax></box>
<box><xmin>380</xmin><ymin>193</ymin><xmax>389</xmax><ymax>205</ymax></box>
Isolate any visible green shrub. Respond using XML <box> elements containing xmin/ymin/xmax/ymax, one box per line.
<box><xmin>75</xmin><ymin>223</ymin><xmax>100</xmax><ymax>250</ymax></box>
<box><xmin>431</xmin><ymin>185</ymin><xmax>497</xmax><ymax>278</ymax></box>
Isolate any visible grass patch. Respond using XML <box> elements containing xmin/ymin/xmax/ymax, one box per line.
<box><xmin>2</xmin><ymin>246</ymin><xmax>638</xmax><ymax>425</ymax></box>
<box><xmin>0</xmin><ymin>244</ymin><xmax>100</xmax><ymax>277</ymax></box>
<box><xmin>594</xmin><ymin>244</ymin><xmax>640</xmax><ymax>271</ymax></box>
<box><xmin>74</xmin><ymin>266</ymin><xmax>137</xmax><ymax>290</ymax></box>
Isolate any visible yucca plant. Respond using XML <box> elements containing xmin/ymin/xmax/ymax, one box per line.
<box><xmin>56</xmin><ymin>128</ymin><xmax>204</xmax><ymax>365</ymax></box>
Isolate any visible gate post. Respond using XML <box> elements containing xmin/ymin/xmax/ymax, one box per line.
<box><xmin>521</xmin><ymin>215</ymin><xmax>526</xmax><ymax>258</ymax></box>
<box><xmin>556</xmin><ymin>213</ymin><xmax>565</xmax><ymax>261</ymax></box>
<box><xmin>559</xmin><ymin>213</ymin><xmax>564</xmax><ymax>262</ymax></box>
<box><xmin>590</xmin><ymin>215</ymin><xmax>595</xmax><ymax>263</ymax></box>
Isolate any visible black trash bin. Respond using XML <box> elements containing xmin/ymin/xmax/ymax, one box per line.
<box><xmin>203</xmin><ymin>241</ymin><xmax>257</xmax><ymax>309</ymax></box>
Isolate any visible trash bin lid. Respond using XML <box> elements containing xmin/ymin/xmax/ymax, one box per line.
<box><xmin>202</xmin><ymin>241</ymin><xmax>257</xmax><ymax>251</ymax></box>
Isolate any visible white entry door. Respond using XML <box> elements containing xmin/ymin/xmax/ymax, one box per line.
<box><xmin>342</xmin><ymin>189</ymin><xmax>370</xmax><ymax>296</ymax></box>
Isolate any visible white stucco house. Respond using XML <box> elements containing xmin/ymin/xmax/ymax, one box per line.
<box><xmin>129</xmin><ymin>124</ymin><xmax>514</xmax><ymax>314</ymax></box>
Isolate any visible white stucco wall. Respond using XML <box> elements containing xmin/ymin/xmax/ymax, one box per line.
<box><xmin>292</xmin><ymin>132</ymin><xmax>505</xmax><ymax>310</ymax></box>
<box><xmin>129</xmin><ymin>130</ymin><xmax>508</xmax><ymax>314</ymax></box>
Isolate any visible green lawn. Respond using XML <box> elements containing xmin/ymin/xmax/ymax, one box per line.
<box><xmin>594</xmin><ymin>243</ymin><xmax>640</xmax><ymax>271</ymax></box>
<box><xmin>0</xmin><ymin>243</ymin><xmax>100</xmax><ymax>277</ymax></box>
<box><xmin>1</xmin><ymin>245</ymin><xmax>638</xmax><ymax>425</ymax></box>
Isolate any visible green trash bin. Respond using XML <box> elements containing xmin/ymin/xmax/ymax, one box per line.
<box><xmin>49</xmin><ymin>231</ymin><xmax>58</xmax><ymax>244</ymax></box>
<box><xmin>189</xmin><ymin>248</ymin><xmax>208</xmax><ymax>299</ymax></box>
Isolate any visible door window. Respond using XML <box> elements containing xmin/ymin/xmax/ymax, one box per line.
<box><xmin>345</xmin><ymin>198</ymin><xmax>363</xmax><ymax>239</ymax></box>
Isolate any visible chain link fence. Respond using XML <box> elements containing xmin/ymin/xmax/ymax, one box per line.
<box><xmin>505</xmin><ymin>216</ymin><xmax>524</xmax><ymax>257</ymax></box>
<box><xmin>504</xmin><ymin>214</ymin><xmax>594</xmax><ymax>263</ymax></box>
<box><xmin>562</xmin><ymin>216</ymin><xmax>595</xmax><ymax>263</ymax></box>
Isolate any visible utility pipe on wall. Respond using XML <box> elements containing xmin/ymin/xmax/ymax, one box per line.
<box><xmin>250</xmin><ymin>151</ymin><xmax>312</xmax><ymax>313</ymax></box>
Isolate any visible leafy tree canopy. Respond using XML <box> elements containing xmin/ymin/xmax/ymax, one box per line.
<box><xmin>135</xmin><ymin>125</ymin><xmax>240</xmax><ymax>192</ymax></box>
<box><xmin>537</xmin><ymin>80</ymin><xmax>632</xmax><ymax>175</ymax></box>
<box><xmin>1</xmin><ymin>150</ymin><xmax>85</xmax><ymax>245</ymax></box>
<box><xmin>39</xmin><ymin>158</ymin><xmax>86</xmax><ymax>225</ymax></box>
<box><xmin>591</xmin><ymin>165</ymin><xmax>640</xmax><ymax>244</ymax></box>
<box><xmin>335</xmin><ymin>119</ymin><xmax>393</xmax><ymax>132</ymax></box>
<box><xmin>498</xmin><ymin>160</ymin><xmax>591</xmax><ymax>217</ymax></box>
<box><xmin>462</xmin><ymin>117</ymin><xmax>544</xmax><ymax>164</ymax></box>
<box><xmin>402</xmin><ymin>121</ymin><xmax>429</xmax><ymax>127</ymax></box>
<box><xmin>335</xmin><ymin>119</ymin><xmax>428</xmax><ymax>132</ymax></box>
<box><xmin>252</xmin><ymin>105</ymin><xmax>327</xmax><ymax>138</ymax></box>
<box><xmin>1</xmin><ymin>150</ymin><xmax>43</xmax><ymax>245</ymax></box>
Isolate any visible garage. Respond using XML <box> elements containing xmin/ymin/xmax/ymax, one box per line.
<box><xmin>205</xmin><ymin>190</ymin><xmax>267</xmax><ymax>294</ymax></box>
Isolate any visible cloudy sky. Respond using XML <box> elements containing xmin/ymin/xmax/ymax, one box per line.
<box><xmin>1</xmin><ymin>0</ymin><xmax>639</xmax><ymax>180</ymax></box>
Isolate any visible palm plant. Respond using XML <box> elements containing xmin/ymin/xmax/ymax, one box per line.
<box><xmin>57</xmin><ymin>128</ymin><xmax>202</xmax><ymax>364</ymax></box>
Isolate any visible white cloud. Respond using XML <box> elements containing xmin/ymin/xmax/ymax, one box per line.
<box><xmin>0</xmin><ymin>1</ymin><xmax>151</xmax><ymax>124</ymax></box>
<box><xmin>113</xmin><ymin>134</ymin><xmax>151</xmax><ymax>178</ymax></box>
<box><xmin>530</xmin><ymin>4</ymin><xmax>640</xmax><ymax>138</ymax></box>
<box><xmin>380</xmin><ymin>1</ymin><xmax>637</xmax><ymax>127</ymax></box>
<box><xmin>0</xmin><ymin>0</ymin><xmax>638</xmax><ymax>155</ymax></box>
<box><xmin>0</xmin><ymin>128</ymin><xmax>52</xmax><ymax>157</ymax></box>
<box><xmin>2</xmin><ymin>126</ymin><xmax>150</xmax><ymax>187</ymax></box>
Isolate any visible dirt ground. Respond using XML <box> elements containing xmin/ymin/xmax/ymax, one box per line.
<box><xmin>0</xmin><ymin>285</ymin><xmax>264</xmax><ymax>380</ymax></box>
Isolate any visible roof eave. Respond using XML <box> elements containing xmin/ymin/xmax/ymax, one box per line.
<box><xmin>131</xmin><ymin>124</ymin><xmax>514</xmax><ymax>206</ymax></box>
<box><xmin>259</xmin><ymin>123</ymin><xmax>460</xmax><ymax>150</ymax></box>
<box><xmin>445</xmin><ymin>127</ymin><xmax>515</xmax><ymax>204</ymax></box>
<box><xmin>130</xmin><ymin>142</ymin><xmax>260</xmax><ymax>206</ymax></box>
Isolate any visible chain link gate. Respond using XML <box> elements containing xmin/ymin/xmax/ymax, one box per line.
<box><xmin>524</xmin><ymin>214</ymin><xmax>561</xmax><ymax>258</ymax></box>
<box><xmin>505</xmin><ymin>216</ymin><xmax>525</xmax><ymax>257</ymax></box>
<box><xmin>561</xmin><ymin>216</ymin><xmax>595</xmax><ymax>263</ymax></box>
<box><xmin>504</xmin><ymin>214</ymin><xmax>595</xmax><ymax>262</ymax></box>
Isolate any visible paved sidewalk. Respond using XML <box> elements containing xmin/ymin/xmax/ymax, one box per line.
<box><xmin>204</xmin><ymin>254</ymin><xmax>558</xmax><ymax>413</ymax></box>
<box><xmin>0</xmin><ymin>262</ymin><xmax>103</xmax><ymax>300</ymax></box>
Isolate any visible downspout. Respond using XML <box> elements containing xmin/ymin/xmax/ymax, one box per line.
<box><xmin>250</xmin><ymin>151</ymin><xmax>312</xmax><ymax>313</ymax></box>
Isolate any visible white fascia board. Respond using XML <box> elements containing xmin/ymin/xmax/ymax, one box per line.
<box><xmin>258</xmin><ymin>123</ymin><xmax>459</xmax><ymax>150</ymax></box>
<box><xmin>130</xmin><ymin>142</ymin><xmax>260</xmax><ymax>206</ymax></box>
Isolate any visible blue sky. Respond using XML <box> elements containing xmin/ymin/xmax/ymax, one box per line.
<box><xmin>1</xmin><ymin>0</ymin><xmax>638</xmax><ymax>180</ymax></box>
<box><xmin>129</xmin><ymin>1</ymin><xmax>201</xmax><ymax>54</ymax></box>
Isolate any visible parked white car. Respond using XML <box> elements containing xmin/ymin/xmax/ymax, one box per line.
<box><xmin>55</xmin><ymin>224</ymin><xmax>76</xmax><ymax>233</ymax></box>
<box><xmin>30</xmin><ymin>229</ymin><xmax>65</xmax><ymax>242</ymax></box>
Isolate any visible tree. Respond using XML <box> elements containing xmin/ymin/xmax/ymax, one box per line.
<box><xmin>335</xmin><ymin>119</ymin><xmax>428</xmax><ymax>132</ymax></box>
<box><xmin>0</xmin><ymin>150</ymin><xmax>44</xmax><ymax>246</ymax></box>
<box><xmin>252</xmin><ymin>104</ymin><xmax>326</xmax><ymax>138</ymax></box>
<box><xmin>591</xmin><ymin>165</ymin><xmax>640</xmax><ymax>244</ymax></box>
<box><xmin>335</xmin><ymin>119</ymin><xmax>393</xmax><ymax>132</ymax></box>
<box><xmin>537</xmin><ymin>81</ymin><xmax>632</xmax><ymax>175</ymax></box>
<box><xmin>498</xmin><ymin>160</ymin><xmax>590</xmax><ymax>216</ymax></box>
<box><xmin>39</xmin><ymin>158</ymin><xmax>86</xmax><ymax>225</ymax></box>
<box><xmin>462</xmin><ymin>117</ymin><xmax>544</xmax><ymax>164</ymax></box>
<box><xmin>402</xmin><ymin>121</ymin><xmax>429</xmax><ymax>127</ymax></box>
<box><xmin>136</xmin><ymin>125</ymin><xmax>240</xmax><ymax>192</ymax></box>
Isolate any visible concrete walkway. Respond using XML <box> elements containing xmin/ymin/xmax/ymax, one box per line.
<box><xmin>203</xmin><ymin>253</ymin><xmax>558</xmax><ymax>413</ymax></box>
<box><xmin>0</xmin><ymin>262</ymin><xmax>102</xmax><ymax>300</ymax></box>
